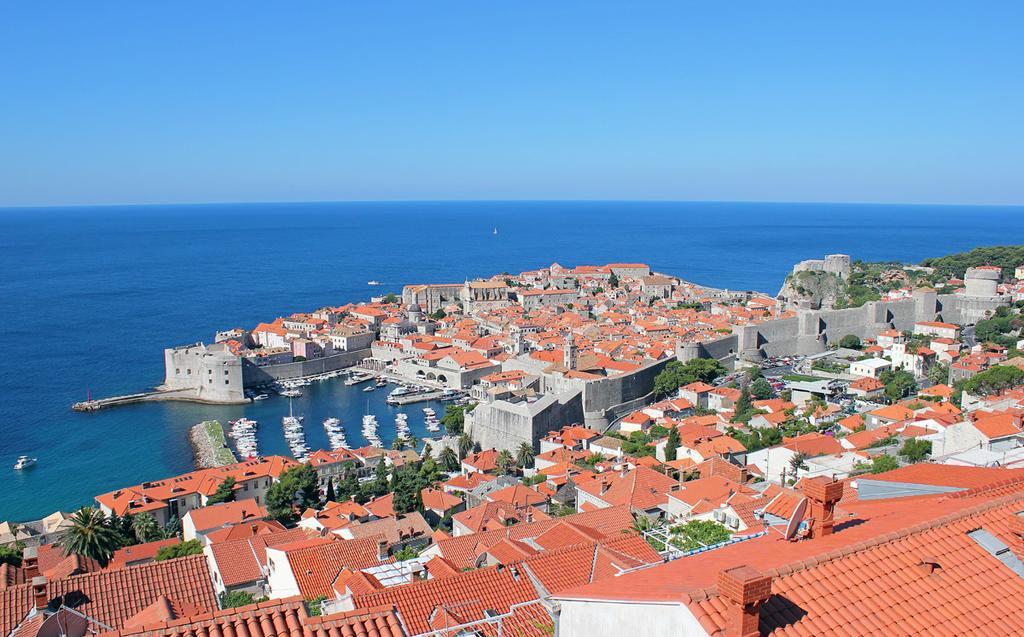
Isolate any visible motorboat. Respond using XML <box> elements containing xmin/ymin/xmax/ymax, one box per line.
<box><xmin>363</xmin><ymin>385</ymin><xmax>375</xmax><ymax>392</ymax></box>
<box><xmin>13</xmin><ymin>456</ymin><xmax>36</xmax><ymax>470</ymax></box>
<box><xmin>252</xmin><ymin>393</ymin><xmax>269</xmax><ymax>401</ymax></box>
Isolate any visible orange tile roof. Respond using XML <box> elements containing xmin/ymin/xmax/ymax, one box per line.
<box><xmin>574</xmin><ymin>466</ymin><xmax>679</xmax><ymax>511</ymax></box>
<box><xmin>108</xmin><ymin>538</ymin><xmax>180</xmax><ymax>569</ymax></box>
<box><xmin>209</xmin><ymin>527</ymin><xmax>313</xmax><ymax>587</ymax></box>
<box><xmin>434</xmin><ymin>505</ymin><xmax>635</xmax><ymax>568</ymax></box>
<box><xmin>185</xmin><ymin>500</ymin><xmax>267</xmax><ymax>532</ymax></box>
<box><xmin>281</xmin><ymin>535</ymin><xmax>391</xmax><ymax>598</ymax></box>
<box><xmin>102</xmin><ymin>597</ymin><xmax>405</xmax><ymax>637</ymax></box>
<box><xmin>350</xmin><ymin>565</ymin><xmax>549</xmax><ymax>636</ymax></box>
<box><xmin>555</xmin><ymin>475</ymin><xmax>1024</xmax><ymax>611</ymax></box>
<box><xmin>2</xmin><ymin>555</ymin><xmax>217</xmax><ymax>636</ymax></box>
<box><xmin>486</xmin><ymin>484</ymin><xmax>548</xmax><ymax>508</ymax></box>
<box><xmin>95</xmin><ymin>456</ymin><xmax>297</xmax><ymax>516</ymax></box>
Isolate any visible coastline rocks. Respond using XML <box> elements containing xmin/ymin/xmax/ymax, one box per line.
<box><xmin>189</xmin><ymin>420</ymin><xmax>237</xmax><ymax>469</ymax></box>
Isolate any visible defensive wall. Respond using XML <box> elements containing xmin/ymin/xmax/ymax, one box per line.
<box><xmin>732</xmin><ymin>291</ymin><xmax>1006</xmax><ymax>361</ymax></box>
<box><xmin>466</xmin><ymin>389</ymin><xmax>584</xmax><ymax>453</ymax></box>
<box><xmin>241</xmin><ymin>348</ymin><xmax>371</xmax><ymax>386</ymax></box>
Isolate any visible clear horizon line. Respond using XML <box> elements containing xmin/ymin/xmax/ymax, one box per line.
<box><xmin>3</xmin><ymin>196</ymin><xmax>1024</xmax><ymax>212</ymax></box>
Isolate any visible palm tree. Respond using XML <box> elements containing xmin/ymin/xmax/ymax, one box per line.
<box><xmin>439</xmin><ymin>447</ymin><xmax>459</xmax><ymax>472</ymax></box>
<box><xmin>57</xmin><ymin>507</ymin><xmax>120</xmax><ymax>567</ymax></box>
<box><xmin>789</xmin><ymin>452</ymin><xmax>809</xmax><ymax>481</ymax></box>
<box><xmin>457</xmin><ymin>433</ymin><xmax>474</xmax><ymax>460</ymax></box>
<box><xmin>392</xmin><ymin>438</ymin><xmax>407</xmax><ymax>451</ymax></box>
<box><xmin>515</xmin><ymin>442</ymin><xmax>535</xmax><ymax>469</ymax></box>
<box><xmin>132</xmin><ymin>512</ymin><xmax>160</xmax><ymax>543</ymax></box>
<box><xmin>496</xmin><ymin>450</ymin><xmax>515</xmax><ymax>476</ymax></box>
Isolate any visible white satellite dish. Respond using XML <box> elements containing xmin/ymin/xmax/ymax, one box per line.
<box><xmin>784</xmin><ymin>497</ymin><xmax>809</xmax><ymax>540</ymax></box>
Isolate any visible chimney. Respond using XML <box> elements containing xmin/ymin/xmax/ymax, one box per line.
<box><xmin>31</xmin><ymin>576</ymin><xmax>48</xmax><ymax>612</ymax></box>
<box><xmin>377</xmin><ymin>539</ymin><xmax>388</xmax><ymax>561</ymax></box>
<box><xmin>718</xmin><ymin>565</ymin><xmax>771</xmax><ymax>637</ymax></box>
<box><xmin>22</xmin><ymin>546</ymin><xmax>39</xmax><ymax>581</ymax></box>
<box><xmin>801</xmin><ymin>476</ymin><xmax>844</xmax><ymax>538</ymax></box>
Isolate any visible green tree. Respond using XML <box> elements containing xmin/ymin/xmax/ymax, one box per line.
<box><xmin>206</xmin><ymin>476</ymin><xmax>237</xmax><ymax>505</ymax></box>
<box><xmin>516</xmin><ymin>442</ymin><xmax>535</xmax><ymax>468</ymax></box>
<box><xmin>899</xmin><ymin>439</ymin><xmax>932</xmax><ymax>463</ymax></box>
<box><xmin>324</xmin><ymin>477</ymin><xmax>336</xmax><ymax>503</ymax></box>
<box><xmin>788</xmin><ymin>452</ymin><xmax>809</xmax><ymax>480</ymax></box>
<box><xmin>132</xmin><ymin>512</ymin><xmax>162</xmax><ymax>544</ymax></box>
<box><xmin>306</xmin><ymin>595</ymin><xmax>327</xmax><ymax>616</ymax></box>
<box><xmin>750</xmin><ymin>377</ymin><xmax>773</xmax><ymax>400</ymax></box>
<box><xmin>653</xmin><ymin>358</ymin><xmax>727</xmax><ymax>397</ymax></box>
<box><xmin>838</xmin><ymin>334</ymin><xmax>862</xmax><ymax>350</ymax></box>
<box><xmin>154</xmin><ymin>539</ymin><xmax>203</xmax><ymax>561</ymax></box>
<box><xmin>220</xmin><ymin>590</ymin><xmax>262</xmax><ymax>609</ymax></box>
<box><xmin>439</xmin><ymin>447</ymin><xmax>460</xmax><ymax>471</ymax></box>
<box><xmin>393</xmin><ymin>545</ymin><xmax>419</xmax><ymax>561</ymax></box>
<box><xmin>670</xmin><ymin>520</ymin><xmax>732</xmax><ymax>551</ymax></box>
<box><xmin>880</xmin><ymin>369</ymin><xmax>917</xmax><ymax>403</ymax></box>
<box><xmin>161</xmin><ymin>516</ymin><xmax>182</xmax><ymax>540</ymax></box>
<box><xmin>608</xmin><ymin>272</ymin><xmax>619</xmax><ymax>288</ymax></box>
<box><xmin>265</xmin><ymin>464</ymin><xmax>319</xmax><ymax>522</ymax></box>
<box><xmin>441</xmin><ymin>405</ymin><xmax>466</xmax><ymax>435</ymax></box>
<box><xmin>383</xmin><ymin>293</ymin><xmax>398</xmax><ymax>303</ymax></box>
<box><xmin>0</xmin><ymin>544</ymin><xmax>23</xmax><ymax>567</ymax></box>
<box><xmin>496</xmin><ymin>450</ymin><xmax>516</xmax><ymax>476</ymax></box>
<box><xmin>867</xmin><ymin>455</ymin><xmax>899</xmax><ymax>474</ymax></box>
<box><xmin>927</xmin><ymin>362</ymin><xmax>950</xmax><ymax>386</ymax></box>
<box><xmin>391</xmin><ymin>438</ymin><xmax>407</xmax><ymax>451</ymax></box>
<box><xmin>664</xmin><ymin>426</ymin><xmax>680</xmax><ymax>462</ymax></box>
<box><xmin>57</xmin><ymin>507</ymin><xmax>121</xmax><ymax>567</ymax></box>
<box><xmin>392</xmin><ymin>468</ymin><xmax>423</xmax><ymax>514</ymax></box>
<box><xmin>457</xmin><ymin>433</ymin><xmax>475</xmax><ymax>460</ymax></box>
<box><xmin>430</xmin><ymin>308</ymin><xmax>446</xmax><ymax>320</ymax></box>
<box><xmin>960</xmin><ymin>365</ymin><xmax>1024</xmax><ymax>396</ymax></box>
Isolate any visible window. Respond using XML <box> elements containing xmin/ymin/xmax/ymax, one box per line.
<box><xmin>187</xmin><ymin>369</ymin><xmax>192</xmax><ymax>375</ymax></box>
<box><xmin>225</xmin><ymin>380</ymin><xmax>230</xmax><ymax>385</ymax></box>
<box><xmin>224</xmin><ymin>370</ymin><xmax>229</xmax><ymax>375</ymax></box>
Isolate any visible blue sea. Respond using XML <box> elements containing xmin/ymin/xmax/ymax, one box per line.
<box><xmin>1</xmin><ymin>201</ymin><xmax>1023</xmax><ymax>521</ymax></box>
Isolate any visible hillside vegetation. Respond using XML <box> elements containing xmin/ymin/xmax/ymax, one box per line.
<box><xmin>780</xmin><ymin>245</ymin><xmax>1024</xmax><ymax>309</ymax></box>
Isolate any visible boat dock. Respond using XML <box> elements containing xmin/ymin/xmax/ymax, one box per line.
<box><xmin>388</xmin><ymin>390</ymin><xmax>446</xmax><ymax>405</ymax></box>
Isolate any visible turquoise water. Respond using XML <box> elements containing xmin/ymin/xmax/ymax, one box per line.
<box><xmin>1</xmin><ymin>200</ymin><xmax>1023</xmax><ymax>521</ymax></box>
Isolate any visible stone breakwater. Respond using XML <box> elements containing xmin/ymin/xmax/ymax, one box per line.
<box><xmin>189</xmin><ymin>420</ymin><xmax>237</xmax><ymax>469</ymax></box>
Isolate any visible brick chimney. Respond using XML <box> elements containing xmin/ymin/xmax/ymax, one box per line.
<box><xmin>31</xmin><ymin>576</ymin><xmax>48</xmax><ymax>611</ymax></box>
<box><xmin>22</xmin><ymin>546</ymin><xmax>39</xmax><ymax>581</ymax></box>
<box><xmin>717</xmin><ymin>565</ymin><xmax>772</xmax><ymax>637</ymax></box>
<box><xmin>377</xmin><ymin>539</ymin><xmax>388</xmax><ymax>561</ymax></box>
<box><xmin>802</xmin><ymin>476</ymin><xmax>844</xmax><ymax>537</ymax></box>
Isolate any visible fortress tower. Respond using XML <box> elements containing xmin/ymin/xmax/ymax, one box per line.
<box><xmin>964</xmin><ymin>266</ymin><xmax>1000</xmax><ymax>298</ymax></box>
<box><xmin>563</xmin><ymin>331</ymin><xmax>577</xmax><ymax>369</ymax></box>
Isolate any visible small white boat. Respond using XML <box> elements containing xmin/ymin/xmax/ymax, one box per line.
<box><xmin>252</xmin><ymin>393</ymin><xmax>269</xmax><ymax>401</ymax></box>
<box><xmin>367</xmin><ymin>280</ymin><xmax>381</xmax><ymax>286</ymax></box>
<box><xmin>14</xmin><ymin>456</ymin><xmax>36</xmax><ymax>470</ymax></box>
<box><xmin>363</xmin><ymin>385</ymin><xmax>375</xmax><ymax>392</ymax></box>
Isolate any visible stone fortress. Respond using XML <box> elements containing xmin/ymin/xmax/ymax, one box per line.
<box><xmin>791</xmin><ymin>253</ymin><xmax>852</xmax><ymax>280</ymax></box>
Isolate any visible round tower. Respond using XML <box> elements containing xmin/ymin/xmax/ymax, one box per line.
<box><xmin>964</xmin><ymin>266</ymin><xmax>1000</xmax><ymax>298</ymax></box>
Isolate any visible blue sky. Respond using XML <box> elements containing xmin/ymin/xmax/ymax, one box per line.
<box><xmin>1</xmin><ymin>2</ymin><xmax>1022</xmax><ymax>207</ymax></box>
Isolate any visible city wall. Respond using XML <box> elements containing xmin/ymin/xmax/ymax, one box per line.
<box><xmin>241</xmin><ymin>348</ymin><xmax>371</xmax><ymax>386</ymax></box>
<box><xmin>466</xmin><ymin>390</ymin><xmax>584</xmax><ymax>453</ymax></box>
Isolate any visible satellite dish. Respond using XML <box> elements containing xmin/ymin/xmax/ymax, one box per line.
<box><xmin>784</xmin><ymin>497</ymin><xmax>809</xmax><ymax>540</ymax></box>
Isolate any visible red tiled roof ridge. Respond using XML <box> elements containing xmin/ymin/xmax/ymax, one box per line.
<box><xmin>945</xmin><ymin>474</ymin><xmax>1024</xmax><ymax>499</ymax></box>
<box><xmin>682</xmin><ymin>485</ymin><xmax>1024</xmax><ymax>606</ymax></box>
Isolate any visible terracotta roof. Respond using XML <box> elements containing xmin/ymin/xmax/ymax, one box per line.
<box><xmin>102</xmin><ymin>596</ymin><xmax>406</xmax><ymax>637</ymax></box>
<box><xmin>184</xmin><ymin>500</ymin><xmax>267</xmax><ymax>533</ymax></box>
<box><xmin>521</xmin><ymin>534</ymin><xmax>662</xmax><ymax>596</ymax></box>
<box><xmin>109</xmin><ymin>539</ymin><xmax>181</xmax><ymax>569</ymax></box>
<box><xmin>865</xmin><ymin>464</ymin><xmax>1024</xmax><ymax>489</ymax></box>
<box><xmin>574</xmin><ymin>466</ymin><xmax>679</xmax><ymax>511</ymax></box>
<box><xmin>209</xmin><ymin>528</ymin><xmax>313</xmax><ymax>587</ymax></box>
<box><xmin>280</xmin><ymin>535</ymin><xmax>390</xmax><ymax>598</ymax></box>
<box><xmin>350</xmin><ymin>565</ymin><xmax>550</xmax><ymax>635</ymax></box>
<box><xmin>434</xmin><ymin>505</ymin><xmax>635</xmax><ymax>568</ymax></box>
<box><xmin>1</xmin><ymin>555</ymin><xmax>217</xmax><ymax>637</ymax></box>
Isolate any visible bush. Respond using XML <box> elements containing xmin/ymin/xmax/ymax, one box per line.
<box><xmin>838</xmin><ymin>335</ymin><xmax>862</xmax><ymax>350</ymax></box>
<box><xmin>155</xmin><ymin>539</ymin><xmax>203</xmax><ymax>561</ymax></box>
